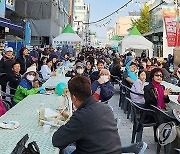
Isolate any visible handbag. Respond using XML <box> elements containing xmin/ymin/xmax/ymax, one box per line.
<box><xmin>11</xmin><ymin>134</ymin><xmax>40</xmax><ymax>154</ymax></box>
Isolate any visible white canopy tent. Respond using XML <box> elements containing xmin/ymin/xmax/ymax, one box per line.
<box><xmin>52</xmin><ymin>24</ymin><xmax>83</xmax><ymax>47</ymax></box>
<box><xmin>119</xmin><ymin>27</ymin><xmax>154</xmax><ymax>58</ymax></box>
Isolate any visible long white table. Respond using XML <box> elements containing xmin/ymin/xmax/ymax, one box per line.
<box><xmin>0</xmin><ymin>94</ymin><xmax>64</xmax><ymax>154</ymax></box>
<box><xmin>43</xmin><ymin>75</ymin><xmax>71</xmax><ymax>89</ymax></box>
<box><xmin>0</xmin><ymin>74</ymin><xmax>72</xmax><ymax>154</ymax></box>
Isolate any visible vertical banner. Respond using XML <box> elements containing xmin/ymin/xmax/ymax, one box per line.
<box><xmin>162</xmin><ymin>5</ymin><xmax>177</xmax><ymax>47</ymax></box>
<box><xmin>25</xmin><ymin>21</ymin><xmax>31</xmax><ymax>46</ymax></box>
<box><xmin>0</xmin><ymin>0</ymin><xmax>6</xmax><ymax>17</ymax></box>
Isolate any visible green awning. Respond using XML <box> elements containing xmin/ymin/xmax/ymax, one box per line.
<box><xmin>62</xmin><ymin>24</ymin><xmax>75</xmax><ymax>34</ymax></box>
<box><xmin>128</xmin><ymin>26</ymin><xmax>141</xmax><ymax>36</ymax></box>
<box><xmin>111</xmin><ymin>35</ymin><xmax>120</xmax><ymax>41</ymax></box>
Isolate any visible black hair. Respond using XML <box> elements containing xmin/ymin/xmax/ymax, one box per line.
<box><xmin>138</xmin><ymin>70</ymin><xmax>146</xmax><ymax>77</ymax></box>
<box><xmin>150</xmin><ymin>68</ymin><xmax>164</xmax><ymax>81</ymax></box>
<box><xmin>12</xmin><ymin>62</ymin><xmax>20</xmax><ymax>68</ymax></box>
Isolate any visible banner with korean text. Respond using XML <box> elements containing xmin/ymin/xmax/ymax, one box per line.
<box><xmin>162</xmin><ymin>5</ymin><xmax>177</xmax><ymax>47</ymax></box>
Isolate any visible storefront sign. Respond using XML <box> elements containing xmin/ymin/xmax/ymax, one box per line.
<box><xmin>162</xmin><ymin>5</ymin><xmax>177</xmax><ymax>47</ymax></box>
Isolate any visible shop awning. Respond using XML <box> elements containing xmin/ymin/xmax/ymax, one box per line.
<box><xmin>0</xmin><ymin>17</ymin><xmax>24</xmax><ymax>31</ymax></box>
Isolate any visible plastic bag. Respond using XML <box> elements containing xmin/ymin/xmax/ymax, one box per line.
<box><xmin>11</xmin><ymin>134</ymin><xmax>40</xmax><ymax>154</ymax></box>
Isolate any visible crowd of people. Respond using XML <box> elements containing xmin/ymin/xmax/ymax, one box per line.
<box><xmin>0</xmin><ymin>45</ymin><xmax>180</xmax><ymax>153</ymax></box>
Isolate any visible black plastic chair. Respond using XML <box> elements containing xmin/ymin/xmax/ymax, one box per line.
<box><xmin>150</xmin><ymin>105</ymin><xmax>178</xmax><ymax>154</ymax></box>
<box><xmin>126</xmin><ymin>97</ymin><xmax>157</xmax><ymax>143</ymax></box>
<box><xmin>0</xmin><ymin>90</ymin><xmax>15</xmax><ymax>110</ymax></box>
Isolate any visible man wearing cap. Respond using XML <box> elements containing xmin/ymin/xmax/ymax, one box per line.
<box><xmin>0</xmin><ymin>47</ymin><xmax>16</xmax><ymax>97</ymax></box>
<box><xmin>65</xmin><ymin>62</ymin><xmax>87</xmax><ymax>78</ymax></box>
<box><xmin>13</xmin><ymin>66</ymin><xmax>45</xmax><ymax>104</ymax></box>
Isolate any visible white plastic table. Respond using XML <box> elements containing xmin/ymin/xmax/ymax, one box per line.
<box><xmin>161</xmin><ymin>81</ymin><xmax>180</xmax><ymax>93</ymax></box>
<box><xmin>0</xmin><ymin>94</ymin><xmax>65</xmax><ymax>154</ymax></box>
<box><xmin>168</xmin><ymin>95</ymin><xmax>180</xmax><ymax>110</ymax></box>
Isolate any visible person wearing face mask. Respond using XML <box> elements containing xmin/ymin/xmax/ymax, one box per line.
<box><xmin>91</xmin><ymin>69</ymin><xmax>115</xmax><ymax>102</ymax></box>
<box><xmin>65</xmin><ymin>62</ymin><xmax>87</xmax><ymax>78</ymax></box>
<box><xmin>13</xmin><ymin>66</ymin><xmax>46</xmax><ymax>104</ymax></box>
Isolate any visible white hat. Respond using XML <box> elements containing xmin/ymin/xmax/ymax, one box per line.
<box><xmin>23</xmin><ymin>66</ymin><xmax>39</xmax><ymax>79</ymax></box>
<box><xmin>5</xmin><ymin>47</ymin><xmax>13</xmax><ymax>52</ymax></box>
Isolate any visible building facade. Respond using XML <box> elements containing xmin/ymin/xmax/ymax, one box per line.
<box><xmin>73</xmin><ymin>0</ymin><xmax>90</xmax><ymax>45</ymax></box>
<box><xmin>14</xmin><ymin>0</ymin><xmax>70</xmax><ymax>46</ymax></box>
<box><xmin>0</xmin><ymin>0</ymin><xmax>24</xmax><ymax>52</ymax></box>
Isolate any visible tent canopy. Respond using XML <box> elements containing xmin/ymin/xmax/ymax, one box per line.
<box><xmin>52</xmin><ymin>24</ymin><xmax>83</xmax><ymax>47</ymax></box>
<box><xmin>119</xmin><ymin>26</ymin><xmax>153</xmax><ymax>57</ymax></box>
<box><xmin>111</xmin><ymin>35</ymin><xmax>121</xmax><ymax>41</ymax></box>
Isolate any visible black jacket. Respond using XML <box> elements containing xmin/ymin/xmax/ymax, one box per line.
<box><xmin>52</xmin><ymin>96</ymin><xmax>121</xmax><ymax>154</ymax></box>
<box><xmin>16</xmin><ymin>55</ymin><xmax>32</xmax><ymax>74</ymax></box>
<box><xmin>90</xmin><ymin>71</ymin><xmax>100</xmax><ymax>83</ymax></box>
<box><xmin>0</xmin><ymin>55</ymin><xmax>15</xmax><ymax>73</ymax></box>
<box><xmin>144</xmin><ymin>83</ymin><xmax>170</xmax><ymax>108</ymax></box>
<box><xmin>7</xmin><ymin>73</ymin><xmax>22</xmax><ymax>95</ymax></box>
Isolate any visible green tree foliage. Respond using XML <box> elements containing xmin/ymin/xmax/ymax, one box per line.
<box><xmin>131</xmin><ymin>3</ymin><xmax>150</xmax><ymax>34</ymax></box>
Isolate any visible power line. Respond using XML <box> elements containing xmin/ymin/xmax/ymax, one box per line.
<box><xmin>84</xmin><ymin>0</ymin><xmax>134</xmax><ymax>25</ymax></box>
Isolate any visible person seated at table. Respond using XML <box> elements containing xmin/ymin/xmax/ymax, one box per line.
<box><xmin>7</xmin><ymin>62</ymin><xmax>22</xmax><ymax>96</ymax></box>
<box><xmin>144</xmin><ymin>68</ymin><xmax>171</xmax><ymax>109</ymax></box>
<box><xmin>84</xmin><ymin>61</ymin><xmax>93</xmax><ymax>76</ymax></box>
<box><xmin>52</xmin><ymin>76</ymin><xmax>121</xmax><ymax>153</ymax></box>
<box><xmin>92</xmin><ymin>69</ymin><xmax>115</xmax><ymax>102</ymax></box>
<box><xmin>90</xmin><ymin>60</ymin><xmax>105</xmax><ymax>83</ymax></box>
<box><xmin>65</xmin><ymin>62</ymin><xmax>87</xmax><ymax>78</ymax></box>
<box><xmin>40</xmin><ymin>58</ymin><xmax>57</xmax><ymax>81</ymax></box>
<box><xmin>130</xmin><ymin>70</ymin><xmax>146</xmax><ymax>107</ymax></box>
<box><xmin>13</xmin><ymin>66</ymin><xmax>45</xmax><ymax>104</ymax></box>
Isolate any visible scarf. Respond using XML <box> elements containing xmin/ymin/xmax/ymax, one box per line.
<box><xmin>152</xmin><ymin>80</ymin><xmax>165</xmax><ymax>109</ymax></box>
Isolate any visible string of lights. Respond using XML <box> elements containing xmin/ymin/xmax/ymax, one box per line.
<box><xmin>83</xmin><ymin>0</ymin><xmax>142</xmax><ymax>25</ymax></box>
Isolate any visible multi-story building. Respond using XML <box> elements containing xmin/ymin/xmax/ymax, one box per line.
<box><xmin>114</xmin><ymin>15</ymin><xmax>140</xmax><ymax>38</ymax></box>
<box><xmin>73</xmin><ymin>0</ymin><xmax>90</xmax><ymax>45</ymax></box>
<box><xmin>0</xmin><ymin>0</ymin><xmax>23</xmax><ymax>52</ymax></box>
<box><xmin>14</xmin><ymin>0</ymin><xmax>70</xmax><ymax>46</ymax></box>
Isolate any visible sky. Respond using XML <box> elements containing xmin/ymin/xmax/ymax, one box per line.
<box><xmin>84</xmin><ymin>0</ymin><xmax>146</xmax><ymax>43</ymax></box>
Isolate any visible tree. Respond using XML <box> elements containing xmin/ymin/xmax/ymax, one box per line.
<box><xmin>131</xmin><ymin>3</ymin><xmax>150</xmax><ymax>34</ymax></box>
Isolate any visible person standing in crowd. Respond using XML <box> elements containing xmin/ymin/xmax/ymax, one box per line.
<box><xmin>0</xmin><ymin>47</ymin><xmax>16</xmax><ymax>97</ymax></box>
<box><xmin>40</xmin><ymin>58</ymin><xmax>57</xmax><ymax>81</ymax></box>
<box><xmin>92</xmin><ymin>69</ymin><xmax>115</xmax><ymax>102</ymax></box>
<box><xmin>13</xmin><ymin>66</ymin><xmax>45</xmax><ymax>104</ymax></box>
<box><xmin>7</xmin><ymin>62</ymin><xmax>22</xmax><ymax>96</ymax></box>
<box><xmin>110</xmin><ymin>58</ymin><xmax>123</xmax><ymax>81</ymax></box>
<box><xmin>90</xmin><ymin>60</ymin><xmax>105</xmax><ymax>83</ymax></box>
<box><xmin>49</xmin><ymin>46</ymin><xmax>57</xmax><ymax>59</ymax></box>
<box><xmin>130</xmin><ymin>70</ymin><xmax>146</xmax><ymax>106</ymax></box>
<box><xmin>141</xmin><ymin>50</ymin><xmax>147</xmax><ymax>58</ymax></box>
<box><xmin>30</xmin><ymin>46</ymin><xmax>39</xmax><ymax>63</ymax></box>
<box><xmin>16</xmin><ymin>47</ymin><xmax>32</xmax><ymax>74</ymax></box>
<box><xmin>84</xmin><ymin>61</ymin><xmax>93</xmax><ymax>76</ymax></box>
<box><xmin>144</xmin><ymin>68</ymin><xmax>171</xmax><ymax>109</ymax></box>
<box><xmin>41</xmin><ymin>48</ymin><xmax>49</xmax><ymax>58</ymax></box>
<box><xmin>52</xmin><ymin>76</ymin><xmax>121</xmax><ymax>153</ymax></box>
<box><xmin>56</xmin><ymin>47</ymin><xmax>65</xmax><ymax>61</ymax></box>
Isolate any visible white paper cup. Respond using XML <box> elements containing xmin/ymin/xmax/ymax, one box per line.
<box><xmin>43</xmin><ymin>125</ymin><xmax>51</xmax><ymax>133</ymax></box>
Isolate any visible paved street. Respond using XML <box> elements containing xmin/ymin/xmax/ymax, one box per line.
<box><xmin>109</xmin><ymin>85</ymin><xmax>164</xmax><ymax>154</ymax></box>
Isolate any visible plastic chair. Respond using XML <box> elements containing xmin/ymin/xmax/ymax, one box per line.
<box><xmin>150</xmin><ymin>105</ymin><xmax>178</xmax><ymax>154</ymax></box>
<box><xmin>126</xmin><ymin>97</ymin><xmax>157</xmax><ymax>143</ymax></box>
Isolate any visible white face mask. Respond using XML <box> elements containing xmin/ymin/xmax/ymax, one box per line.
<box><xmin>77</xmin><ymin>69</ymin><xmax>83</xmax><ymax>74</ymax></box>
<box><xmin>101</xmin><ymin>75</ymin><xmax>109</xmax><ymax>83</ymax></box>
<box><xmin>26</xmin><ymin>75</ymin><xmax>35</xmax><ymax>81</ymax></box>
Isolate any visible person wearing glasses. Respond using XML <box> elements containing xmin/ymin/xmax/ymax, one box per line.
<box><xmin>144</xmin><ymin>68</ymin><xmax>171</xmax><ymax>109</ymax></box>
